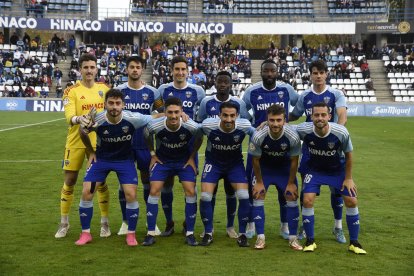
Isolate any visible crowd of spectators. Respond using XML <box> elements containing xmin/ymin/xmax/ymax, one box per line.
<box><xmin>25</xmin><ymin>0</ymin><xmax>48</xmax><ymax>18</ymax></box>
<box><xmin>0</xmin><ymin>32</ymin><xmax>68</xmax><ymax>98</ymax></box>
<box><xmin>207</xmin><ymin>0</ymin><xmax>236</xmax><ymax>10</ymax></box>
<box><xmin>132</xmin><ymin>0</ymin><xmax>165</xmax><ymax>13</ymax></box>
<box><xmin>335</xmin><ymin>0</ymin><xmax>374</xmax><ymax>8</ymax></box>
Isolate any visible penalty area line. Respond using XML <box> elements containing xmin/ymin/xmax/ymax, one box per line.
<box><xmin>0</xmin><ymin>118</ymin><xmax>65</xmax><ymax>132</ymax></box>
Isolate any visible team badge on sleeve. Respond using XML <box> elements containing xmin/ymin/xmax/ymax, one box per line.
<box><xmin>249</xmin><ymin>143</ymin><xmax>256</xmax><ymax>151</ymax></box>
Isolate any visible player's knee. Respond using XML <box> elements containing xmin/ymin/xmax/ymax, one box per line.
<box><xmin>123</xmin><ymin>189</ymin><xmax>136</xmax><ymax>202</ymax></box>
<box><xmin>343</xmin><ymin>196</ymin><xmax>357</xmax><ymax>208</ymax></box>
<box><xmin>236</xmin><ymin>189</ymin><xmax>249</xmax><ymax>200</ymax></box>
<box><xmin>184</xmin><ymin>188</ymin><xmax>196</xmax><ymax>197</ymax></box>
<box><xmin>201</xmin><ymin>192</ymin><xmax>213</xmax><ymax>202</ymax></box>
<box><xmin>302</xmin><ymin>195</ymin><xmax>314</xmax><ymax>208</ymax></box>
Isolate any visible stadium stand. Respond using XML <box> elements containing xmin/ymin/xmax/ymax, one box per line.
<box><xmin>328</xmin><ymin>0</ymin><xmax>388</xmax><ymax>15</ymax></box>
<box><xmin>131</xmin><ymin>0</ymin><xmax>188</xmax><ymax>15</ymax></box>
<box><xmin>384</xmin><ymin>53</ymin><xmax>414</xmax><ymax>102</ymax></box>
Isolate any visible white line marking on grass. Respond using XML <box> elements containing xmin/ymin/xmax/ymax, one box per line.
<box><xmin>0</xmin><ymin>118</ymin><xmax>65</xmax><ymax>132</ymax></box>
<box><xmin>0</xmin><ymin>160</ymin><xmax>61</xmax><ymax>163</ymax></box>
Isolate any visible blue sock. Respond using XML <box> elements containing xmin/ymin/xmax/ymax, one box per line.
<box><xmin>211</xmin><ymin>194</ymin><xmax>216</xmax><ymax>214</ymax></box>
<box><xmin>146</xmin><ymin>195</ymin><xmax>159</xmax><ymax>232</ymax></box>
<box><xmin>126</xmin><ymin>201</ymin><xmax>139</xmax><ymax>232</ymax></box>
<box><xmin>143</xmin><ymin>183</ymin><xmax>150</xmax><ymax>204</ymax></box>
<box><xmin>286</xmin><ymin>201</ymin><xmax>299</xmax><ymax>235</ymax></box>
<box><xmin>185</xmin><ymin>196</ymin><xmax>197</xmax><ymax>233</ymax></box>
<box><xmin>118</xmin><ymin>188</ymin><xmax>127</xmax><ymax>222</ymax></box>
<box><xmin>200</xmin><ymin>192</ymin><xmax>213</xmax><ymax>233</ymax></box>
<box><xmin>79</xmin><ymin>200</ymin><xmax>93</xmax><ymax>230</ymax></box>
<box><xmin>253</xmin><ymin>199</ymin><xmax>265</xmax><ymax>235</ymax></box>
<box><xmin>346</xmin><ymin>207</ymin><xmax>360</xmax><ymax>241</ymax></box>
<box><xmin>278</xmin><ymin>188</ymin><xmax>287</xmax><ymax>224</ymax></box>
<box><xmin>331</xmin><ymin>193</ymin><xmax>344</xmax><ymax>220</ymax></box>
<box><xmin>237</xmin><ymin>189</ymin><xmax>250</xmax><ymax>234</ymax></box>
<box><xmin>302</xmin><ymin>207</ymin><xmax>315</xmax><ymax>240</ymax></box>
<box><xmin>226</xmin><ymin>194</ymin><xmax>237</xmax><ymax>228</ymax></box>
<box><xmin>161</xmin><ymin>188</ymin><xmax>173</xmax><ymax>223</ymax></box>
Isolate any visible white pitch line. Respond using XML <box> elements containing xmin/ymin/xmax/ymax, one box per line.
<box><xmin>0</xmin><ymin>118</ymin><xmax>65</xmax><ymax>132</ymax></box>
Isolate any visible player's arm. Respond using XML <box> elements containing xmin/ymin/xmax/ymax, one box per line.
<box><xmin>184</xmin><ymin>129</ymin><xmax>203</xmax><ymax>174</ymax></box>
<box><xmin>285</xmin><ymin>155</ymin><xmax>299</xmax><ymax>200</ymax></box>
<box><xmin>288</xmin><ymin>94</ymin><xmax>305</xmax><ymax>122</ymax></box>
<box><xmin>336</xmin><ymin>107</ymin><xmax>347</xmax><ymax>126</ymax></box>
<box><xmin>79</xmin><ymin>125</ymin><xmax>96</xmax><ymax>164</ymax></box>
<box><xmin>252</xmin><ymin>156</ymin><xmax>265</xmax><ymax>199</ymax></box>
<box><xmin>144</xmin><ymin>126</ymin><xmax>162</xmax><ymax>168</ymax></box>
<box><xmin>342</xmin><ymin>151</ymin><xmax>357</xmax><ymax>197</ymax></box>
<box><xmin>63</xmin><ymin>88</ymin><xmax>78</xmax><ymax>125</ymax></box>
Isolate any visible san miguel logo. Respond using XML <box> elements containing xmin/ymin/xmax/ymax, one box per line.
<box><xmin>398</xmin><ymin>21</ymin><xmax>410</xmax><ymax>34</ymax></box>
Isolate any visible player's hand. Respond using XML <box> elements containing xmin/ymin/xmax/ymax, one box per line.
<box><xmin>79</xmin><ymin>115</ymin><xmax>92</xmax><ymax>128</ymax></box>
<box><xmin>255</xmin><ymin>121</ymin><xmax>267</xmax><ymax>131</ymax></box>
<box><xmin>181</xmin><ymin>112</ymin><xmax>189</xmax><ymax>122</ymax></box>
<box><xmin>184</xmin><ymin>157</ymin><xmax>197</xmax><ymax>174</ymax></box>
<box><xmin>87</xmin><ymin>152</ymin><xmax>97</xmax><ymax>168</ymax></box>
<box><xmin>284</xmin><ymin>182</ymin><xmax>298</xmax><ymax>200</ymax></box>
<box><xmin>341</xmin><ymin>178</ymin><xmax>357</xmax><ymax>197</ymax></box>
<box><xmin>150</xmin><ymin>155</ymin><xmax>163</xmax><ymax>169</ymax></box>
<box><xmin>252</xmin><ymin>182</ymin><xmax>266</xmax><ymax>199</ymax></box>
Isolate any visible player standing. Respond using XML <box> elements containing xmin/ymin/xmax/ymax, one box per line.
<box><xmin>197</xmin><ymin>71</ymin><xmax>250</xmax><ymax>239</ymax></box>
<box><xmin>242</xmin><ymin>59</ymin><xmax>299</xmax><ymax>238</ymax></box>
<box><xmin>199</xmin><ymin>102</ymin><xmax>254</xmax><ymax>247</ymax></box>
<box><xmin>296</xmin><ymin>102</ymin><xmax>366</xmax><ymax>254</ymax></box>
<box><xmin>249</xmin><ymin>105</ymin><xmax>302</xmax><ymax>250</ymax></box>
<box><xmin>142</xmin><ymin>97</ymin><xmax>203</xmax><ymax>246</ymax></box>
<box><xmin>55</xmin><ymin>53</ymin><xmax>111</xmax><ymax>239</ymax></box>
<box><xmin>116</xmin><ymin>56</ymin><xmax>163</xmax><ymax>236</ymax></box>
<box><xmin>157</xmin><ymin>56</ymin><xmax>205</xmax><ymax>236</ymax></box>
<box><xmin>289</xmin><ymin>60</ymin><xmax>348</xmax><ymax>243</ymax></box>
<box><xmin>75</xmin><ymin>89</ymin><xmax>160</xmax><ymax>246</ymax></box>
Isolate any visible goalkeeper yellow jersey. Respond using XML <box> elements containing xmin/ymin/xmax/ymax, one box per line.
<box><xmin>63</xmin><ymin>81</ymin><xmax>110</xmax><ymax>149</ymax></box>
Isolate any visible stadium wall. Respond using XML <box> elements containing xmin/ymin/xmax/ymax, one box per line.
<box><xmin>1</xmin><ymin>98</ymin><xmax>413</xmax><ymax>117</ymax></box>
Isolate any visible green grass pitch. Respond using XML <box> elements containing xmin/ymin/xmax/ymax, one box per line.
<box><xmin>0</xmin><ymin>111</ymin><xmax>413</xmax><ymax>275</ymax></box>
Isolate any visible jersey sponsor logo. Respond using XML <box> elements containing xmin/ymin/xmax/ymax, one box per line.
<box><xmin>183</xmin><ymin>101</ymin><xmax>193</xmax><ymax>108</ymax></box>
<box><xmin>101</xmin><ymin>134</ymin><xmax>132</xmax><ymax>142</ymax></box>
<box><xmin>308</xmin><ymin>147</ymin><xmax>337</xmax><ymax>156</ymax></box>
<box><xmin>142</xmin><ymin>93</ymin><xmax>149</xmax><ymax>100</ymax></box>
<box><xmin>256</xmin><ymin>102</ymin><xmax>284</xmax><ymax>111</ymax></box>
<box><xmin>163</xmin><ymin>141</ymin><xmax>188</xmax><ymax>149</ymax></box>
<box><xmin>80</xmin><ymin>96</ymin><xmax>86</xmax><ymax>99</ymax></box>
<box><xmin>265</xmin><ymin>151</ymin><xmax>286</xmax><ymax>157</ymax></box>
<box><xmin>122</xmin><ymin>126</ymin><xmax>129</xmax><ymax>133</ymax></box>
<box><xmin>212</xmin><ymin>144</ymin><xmax>241</xmax><ymax>151</ymax></box>
<box><xmin>82</xmin><ymin>102</ymin><xmax>104</xmax><ymax>111</ymax></box>
<box><xmin>125</xmin><ymin>102</ymin><xmax>151</xmax><ymax>110</ymax></box>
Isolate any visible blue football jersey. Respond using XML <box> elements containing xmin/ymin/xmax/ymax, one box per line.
<box><xmin>291</xmin><ymin>86</ymin><xmax>347</xmax><ymax>122</ymax></box>
<box><xmin>197</xmin><ymin>95</ymin><xmax>250</xmax><ymax>122</ymax></box>
<box><xmin>202</xmin><ymin>118</ymin><xmax>254</xmax><ymax>167</ymax></box>
<box><xmin>242</xmin><ymin>81</ymin><xmax>299</xmax><ymax>127</ymax></box>
<box><xmin>249</xmin><ymin>125</ymin><xmax>301</xmax><ymax>168</ymax></box>
<box><xmin>296</xmin><ymin>122</ymin><xmax>353</xmax><ymax>174</ymax></box>
<box><xmin>159</xmin><ymin>82</ymin><xmax>205</xmax><ymax>120</ymax></box>
<box><xmin>94</xmin><ymin>111</ymin><xmax>153</xmax><ymax>161</ymax></box>
<box><xmin>145</xmin><ymin>117</ymin><xmax>201</xmax><ymax>163</ymax></box>
<box><xmin>116</xmin><ymin>83</ymin><xmax>162</xmax><ymax>149</ymax></box>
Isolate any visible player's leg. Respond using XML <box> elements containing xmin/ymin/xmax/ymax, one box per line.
<box><xmin>143</xmin><ymin>180</ymin><xmax>164</xmax><ymax>246</ymax></box>
<box><xmin>245</xmin><ymin>154</ymin><xmax>255</xmax><ymax>239</ymax></box>
<box><xmin>75</xmin><ymin>181</ymin><xmax>100</xmax><ymax>245</ymax></box>
<box><xmin>252</xmin><ymin>183</ymin><xmax>266</xmax><ymax>250</ymax></box>
<box><xmin>223</xmin><ymin>177</ymin><xmax>238</xmax><ymax>238</ymax></box>
<box><xmin>199</xmin><ymin>182</ymin><xmax>216</xmax><ymax>246</ymax></box>
<box><xmin>281</xmin><ymin>179</ymin><xmax>302</xmax><ymax>251</ymax></box>
<box><xmin>234</xmin><ymin>182</ymin><xmax>250</xmax><ymax>247</ymax></box>
<box><xmin>302</xmin><ymin>191</ymin><xmax>317</xmax><ymax>252</ymax></box>
<box><xmin>97</xmin><ymin>181</ymin><xmax>111</xmax><ymax>238</ymax></box>
<box><xmin>56</xmin><ymin>148</ymin><xmax>83</xmax><ymax>238</ymax></box>
<box><xmin>330</xmin><ymin>186</ymin><xmax>346</xmax><ymax>243</ymax></box>
<box><xmin>179</xmin><ymin>165</ymin><xmax>198</xmax><ymax>246</ymax></box>
<box><xmin>160</xmin><ymin>175</ymin><xmax>175</xmax><ymax>237</ymax></box>
<box><xmin>277</xmin><ymin>187</ymin><xmax>289</xmax><ymax>240</ymax></box>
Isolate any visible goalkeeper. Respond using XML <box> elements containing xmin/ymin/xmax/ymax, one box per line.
<box><xmin>55</xmin><ymin>53</ymin><xmax>112</xmax><ymax>239</ymax></box>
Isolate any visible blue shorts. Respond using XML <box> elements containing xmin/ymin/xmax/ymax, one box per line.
<box><xmin>83</xmin><ymin>159</ymin><xmax>138</xmax><ymax>185</ymax></box>
<box><xmin>133</xmin><ymin>148</ymin><xmax>151</xmax><ymax>172</ymax></box>
<box><xmin>150</xmin><ymin>161</ymin><xmax>196</xmax><ymax>183</ymax></box>
<box><xmin>302</xmin><ymin>171</ymin><xmax>353</xmax><ymax>197</ymax></box>
<box><xmin>201</xmin><ymin>160</ymin><xmax>248</xmax><ymax>184</ymax></box>
<box><xmin>252</xmin><ymin>166</ymin><xmax>297</xmax><ymax>191</ymax></box>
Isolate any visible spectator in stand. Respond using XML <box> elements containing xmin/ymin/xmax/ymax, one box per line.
<box><xmin>56</xmin><ymin>85</ymin><xmax>63</xmax><ymax>98</ymax></box>
<box><xmin>10</xmin><ymin>32</ymin><xmax>19</xmax><ymax>45</ymax></box>
<box><xmin>360</xmin><ymin>59</ymin><xmax>370</xmax><ymax>79</ymax></box>
<box><xmin>53</xmin><ymin>66</ymin><xmax>63</xmax><ymax>86</ymax></box>
<box><xmin>40</xmin><ymin>86</ymin><xmax>48</xmax><ymax>98</ymax></box>
<box><xmin>365</xmin><ymin>78</ymin><xmax>374</xmax><ymax>90</ymax></box>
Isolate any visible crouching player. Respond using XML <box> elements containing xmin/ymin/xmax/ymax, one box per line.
<box><xmin>75</xmin><ymin>89</ymin><xmax>161</xmax><ymax>246</ymax></box>
<box><xmin>199</xmin><ymin>102</ymin><xmax>254</xmax><ymax>247</ymax></box>
<box><xmin>297</xmin><ymin>102</ymin><xmax>366</xmax><ymax>254</ymax></box>
<box><xmin>142</xmin><ymin>97</ymin><xmax>203</xmax><ymax>246</ymax></box>
<box><xmin>249</xmin><ymin>104</ymin><xmax>302</xmax><ymax>250</ymax></box>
